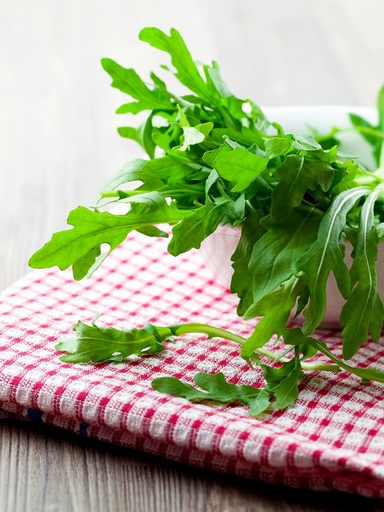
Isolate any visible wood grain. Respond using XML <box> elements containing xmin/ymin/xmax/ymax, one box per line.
<box><xmin>0</xmin><ymin>1</ymin><xmax>384</xmax><ymax>510</ymax></box>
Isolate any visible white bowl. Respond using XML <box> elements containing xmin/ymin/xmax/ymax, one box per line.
<box><xmin>200</xmin><ymin>105</ymin><xmax>380</xmax><ymax>329</ymax></box>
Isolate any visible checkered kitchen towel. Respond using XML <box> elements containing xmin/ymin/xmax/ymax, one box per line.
<box><xmin>1</xmin><ymin>232</ymin><xmax>384</xmax><ymax>498</ymax></box>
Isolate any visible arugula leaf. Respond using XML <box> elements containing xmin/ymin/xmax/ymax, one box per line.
<box><xmin>139</xmin><ymin>27</ymin><xmax>210</xmax><ymax>102</ymax></box>
<box><xmin>29</xmin><ymin>197</ymin><xmax>190</xmax><ymax>278</ymax></box>
<box><xmin>100</xmin><ymin>158</ymin><xmax>163</xmax><ymax>193</ymax></box>
<box><xmin>56</xmin><ymin>320</ymin><xmax>169</xmax><ymax>363</ymax></box>
<box><xmin>349</xmin><ymin>113</ymin><xmax>379</xmax><ymax>147</ymax></box>
<box><xmin>259</xmin><ymin>352</ymin><xmax>303</xmax><ymax>409</ymax></box>
<box><xmin>265</xmin><ymin>136</ymin><xmax>293</xmax><ymax>159</ymax></box>
<box><xmin>168</xmin><ymin>199</ymin><xmax>229</xmax><ymax>256</ymax></box>
<box><xmin>101</xmin><ymin>58</ymin><xmax>173</xmax><ymax>113</ymax></box>
<box><xmin>118</xmin><ymin>114</ymin><xmax>157</xmax><ymax>158</ymax></box>
<box><xmin>248</xmin><ymin>206</ymin><xmax>321</xmax><ymax>301</ymax></box>
<box><xmin>152</xmin><ymin>372</ymin><xmax>270</xmax><ymax>416</ymax></box>
<box><xmin>72</xmin><ymin>246</ymin><xmax>102</xmax><ymax>281</ymax></box>
<box><xmin>211</xmin><ymin>127</ymin><xmax>265</xmax><ymax>149</ymax></box>
<box><xmin>349</xmin><ymin>87</ymin><xmax>384</xmax><ymax>168</ymax></box>
<box><xmin>241</xmin><ymin>276</ymin><xmax>304</xmax><ymax>359</ymax></box>
<box><xmin>230</xmin><ymin>211</ymin><xmax>266</xmax><ymax>315</ymax></box>
<box><xmin>271</xmin><ymin>155</ymin><xmax>334</xmax><ymax>220</ymax></box>
<box><xmin>340</xmin><ymin>190</ymin><xmax>384</xmax><ymax>359</ymax></box>
<box><xmin>298</xmin><ymin>187</ymin><xmax>370</xmax><ymax>333</ymax></box>
<box><xmin>178</xmin><ymin>123</ymin><xmax>213</xmax><ymax>151</ymax></box>
<box><xmin>349</xmin><ymin>119</ymin><xmax>381</xmax><ymax>169</ymax></box>
<box><xmin>212</xmin><ymin>147</ymin><xmax>268</xmax><ymax>192</ymax></box>
<box><xmin>205</xmin><ymin>61</ymin><xmax>232</xmax><ymax>98</ymax></box>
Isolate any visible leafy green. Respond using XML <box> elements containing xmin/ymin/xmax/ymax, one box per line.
<box><xmin>241</xmin><ymin>276</ymin><xmax>304</xmax><ymax>359</ymax></box>
<box><xmin>101</xmin><ymin>58</ymin><xmax>173</xmax><ymax>113</ymax></box>
<box><xmin>56</xmin><ymin>319</ymin><xmax>172</xmax><ymax>363</ymax></box>
<box><xmin>29</xmin><ymin>26</ymin><xmax>384</xmax><ymax>415</ymax></box>
<box><xmin>230</xmin><ymin>210</ymin><xmax>266</xmax><ymax>315</ymax></box>
<box><xmin>270</xmin><ymin>155</ymin><xmax>334</xmax><ymax>220</ymax></box>
<box><xmin>340</xmin><ymin>189</ymin><xmax>384</xmax><ymax>358</ymax></box>
<box><xmin>298</xmin><ymin>187</ymin><xmax>370</xmax><ymax>333</ymax></box>
<box><xmin>247</xmin><ymin>207</ymin><xmax>321</xmax><ymax>301</ymax></box>
<box><xmin>100</xmin><ymin>158</ymin><xmax>162</xmax><ymax>193</ymax></box>
<box><xmin>168</xmin><ymin>199</ymin><xmax>229</xmax><ymax>255</ymax></box>
<box><xmin>212</xmin><ymin>147</ymin><xmax>268</xmax><ymax>192</ymax></box>
<box><xmin>139</xmin><ymin>27</ymin><xmax>211</xmax><ymax>102</ymax></box>
<box><xmin>152</xmin><ymin>372</ymin><xmax>270</xmax><ymax>416</ymax></box>
<box><xmin>29</xmin><ymin>197</ymin><xmax>190</xmax><ymax>277</ymax></box>
<box><xmin>259</xmin><ymin>352</ymin><xmax>303</xmax><ymax>409</ymax></box>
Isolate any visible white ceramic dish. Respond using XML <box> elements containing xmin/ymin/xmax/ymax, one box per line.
<box><xmin>200</xmin><ymin>105</ymin><xmax>381</xmax><ymax>329</ymax></box>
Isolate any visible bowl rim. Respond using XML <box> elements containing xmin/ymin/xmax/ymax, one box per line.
<box><xmin>262</xmin><ymin>105</ymin><xmax>376</xmax><ymax>115</ymax></box>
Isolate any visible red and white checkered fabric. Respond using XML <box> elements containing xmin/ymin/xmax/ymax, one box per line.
<box><xmin>1</xmin><ymin>232</ymin><xmax>384</xmax><ymax>498</ymax></box>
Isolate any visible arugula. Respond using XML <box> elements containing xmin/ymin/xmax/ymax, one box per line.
<box><xmin>340</xmin><ymin>188</ymin><xmax>384</xmax><ymax>358</ymax></box>
<box><xmin>29</xmin><ymin>197</ymin><xmax>190</xmax><ymax>277</ymax></box>
<box><xmin>29</xmin><ymin>27</ymin><xmax>384</xmax><ymax>415</ymax></box>
<box><xmin>270</xmin><ymin>155</ymin><xmax>335</xmax><ymax>221</ymax></box>
<box><xmin>57</xmin><ymin>319</ymin><xmax>169</xmax><ymax>363</ymax></box>
<box><xmin>57</xmin><ymin>319</ymin><xmax>384</xmax><ymax>413</ymax></box>
<box><xmin>153</xmin><ymin>372</ymin><xmax>271</xmax><ymax>417</ymax></box>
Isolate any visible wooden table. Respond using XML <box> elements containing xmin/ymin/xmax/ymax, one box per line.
<box><xmin>1</xmin><ymin>1</ymin><xmax>384</xmax><ymax>510</ymax></box>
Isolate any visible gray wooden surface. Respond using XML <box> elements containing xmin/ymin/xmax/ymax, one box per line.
<box><xmin>1</xmin><ymin>1</ymin><xmax>384</xmax><ymax>510</ymax></box>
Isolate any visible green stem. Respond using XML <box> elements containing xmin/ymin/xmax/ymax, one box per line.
<box><xmin>170</xmin><ymin>323</ymin><xmax>340</xmax><ymax>373</ymax></box>
<box><xmin>100</xmin><ymin>188</ymin><xmax>204</xmax><ymax>200</ymax></box>
<box><xmin>334</xmin><ymin>125</ymin><xmax>384</xmax><ymax>140</ymax></box>
<box><xmin>101</xmin><ymin>190</ymin><xmax>142</xmax><ymax>198</ymax></box>
<box><xmin>379</xmin><ymin>132</ymin><xmax>384</xmax><ymax>171</ymax></box>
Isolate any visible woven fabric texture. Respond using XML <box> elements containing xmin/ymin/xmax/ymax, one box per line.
<box><xmin>0</xmin><ymin>233</ymin><xmax>384</xmax><ymax>498</ymax></box>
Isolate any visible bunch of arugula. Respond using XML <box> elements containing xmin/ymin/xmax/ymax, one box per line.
<box><xmin>29</xmin><ymin>28</ymin><xmax>384</xmax><ymax>415</ymax></box>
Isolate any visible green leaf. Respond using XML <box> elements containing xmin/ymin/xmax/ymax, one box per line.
<box><xmin>230</xmin><ymin>211</ymin><xmax>267</xmax><ymax>316</ymax></box>
<box><xmin>378</xmin><ymin>85</ymin><xmax>384</xmax><ymax>131</ymax></box>
<box><xmin>101</xmin><ymin>58</ymin><xmax>172</xmax><ymax>112</ymax></box>
<box><xmin>248</xmin><ymin>207</ymin><xmax>321</xmax><ymax>301</ymax></box>
<box><xmin>178</xmin><ymin>124</ymin><xmax>211</xmax><ymax>152</ymax></box>
<box><xmin>101</xmin><ymin>158</ymin><xmax>162</xmax><ymax>193</ymax></box>
<box><xmin>144</xmin><ymin>156</ymin><xmax>205</xmax><ymax>184</ymax></box>
<box><xmin>297</xmin><ymin>187</ymin><xmax>370</xmax><ymax>332</ymax></box>
<box><xmin>241</xmin><ymin>276</ymin><xmax>303</xmax><ymax>358</ymax></box>
<box><xmin>271</xmin><ymin>155</ymin><xmax>334</xmax><ymax>220</ymax></box>
<box><xmin>340</xmin><ymin>190</ymin><xmax>384</xmax><ymax>359</ymax></box>
<box><xmin>116</xmin><ymin>102</ymin><xmax>151</xmax><ymax>115</ymax></box>
<box><xmin>152</xmin><ymin>372</ymin><xmax>270</xmax><ymax>416</ymax></box>
<box><xmin>72</xmin><ymin>246</ymin><xmax>101</xmax><ymax>281</ymax></box>
<box><xmin>260</xmin><ymin>354</ymin><xmax>303</xmax><ymax>409</ymax></box>
<box><xmin>265</xmin><ymin>136</ymin><xmax>293</xmax><ymax>159</ymax></box>
<box><xmin>202</xmin><ymin>142</ymin><xmax>232</xmax><ymax>168</ymax></box>
<box><xmin>118</xmin><ymin>113</ymin><xmax>157</xmax><ymax>158</ymax></box>
<box><xmin>117</xmin><ymin>126</ymin><xmax>141</xmax><ymax>143</ymax></box>
<box><xmin>283</xmin><ymin>327</ymin><xmax>384</xmax><ymax>383</ymax></box>
<box><xmin>168</xmin><ymin>200</ymin><xmax>229</xmax><ymax>256</ymax></box>
<box><xmin>213</xmin><ymin>147</ymin><xmax>268</xmax><ymax>192</ymax></box>
<box><xmin>378</xmin><ymin>86</ymin><xmax>384</xmax><ymax>167</ymax></box>
<box><xmin>135</xmin><ymin>226</ymin><xmax>169</xmax><ymax>238</ymax></box>
<box><xmin>211</xmin><ymin>127</ymin><xmax>265</xmax><ymax>149</ymax></box>
<box><xmin>29</xmin><ymin>197</ymin><xmax>190</xmax><ymax>278</ymax></box>
<box><xmin>221</xmin><ymin>194</ymin><xmax>246</xmax><ymax>223</ymax></box>
<box><xmin>349</xmin><ymin>113</ymin><xmax>381</xmax><ymax>166</ymax></box>
<box><xmin>349</xmin><ymin>90</ymin><xmax>384</xmax><ymax>168</ymax></box>
<box><xmin>56</xmin><ymin>320</ymin><xmax>168</xmax><ymax>363</ymax></box>
<box><xmin>139</xmin><ymin>27</ymin><xmax>210</xmax><ymax>101</ymax></box>
<box><xmin>205</xmin><ymin>61</ymin><xmax>232</xmax><ymax>98</ymax></box>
